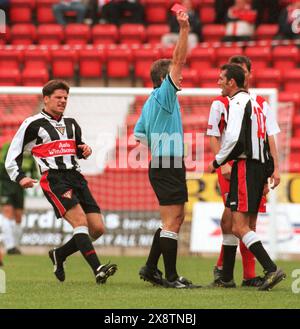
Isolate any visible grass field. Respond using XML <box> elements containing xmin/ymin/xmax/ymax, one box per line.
<box><xmin>0</xmin><ymin>255</ymin><xmax>299</xmax><ymax>309</ymax></box>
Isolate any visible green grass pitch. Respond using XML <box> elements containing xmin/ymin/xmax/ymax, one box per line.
<box><xmin>0</xmin><ymin>255</ymin><xmax>299</xmax><ymax>309</ymax></box>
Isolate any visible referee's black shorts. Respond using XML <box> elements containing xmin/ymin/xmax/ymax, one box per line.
<box><xmin>226</xmin><ymin>159</ymin><xmax>267</xmax><ymax>213</ymax></box>
<box><xmin>40</xmin><ymin>169</ymin><xmax>100</xmax><ymax>219</ymax></box>
<box><xmin>149</xmin><ymin>157</ymin><xmax>188</xmax><ymax>206</ymax></box>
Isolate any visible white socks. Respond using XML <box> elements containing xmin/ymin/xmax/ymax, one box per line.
<box><xmin>2</xmin><ymin>217</ymin><xmax>16</xmax><ymax>250</ymax></box>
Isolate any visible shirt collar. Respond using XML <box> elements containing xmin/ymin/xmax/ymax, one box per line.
<box><xmin>42</xmin><ymin>109</ymin><xmax>63</xmax><ymax>122</ymax></box>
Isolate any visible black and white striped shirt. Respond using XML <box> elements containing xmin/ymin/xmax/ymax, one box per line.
<box><xmin>5</xmin><ymin>110</ymin><xmax>84</xmax><ymax>182</ymax></box>
<box><xmin>213</xmin><ymin>90</ymin><xmax>273</xmax><ymax>168</ymax></box>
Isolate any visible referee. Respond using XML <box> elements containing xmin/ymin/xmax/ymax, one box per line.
<box><xmin>208</xmin><ymin>64</ymin><xmax>286</xmax><ymax>291</ymax></box>
<box><xmin>134</xmin><ymin>10</ymin><xmax>200</xmax><ymax>289</ymax></box>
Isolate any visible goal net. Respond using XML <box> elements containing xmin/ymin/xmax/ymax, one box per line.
<box><xmin>0</xmin><ymin>86</ymin><xmax>297</xmax><ymax>259</ymax></box>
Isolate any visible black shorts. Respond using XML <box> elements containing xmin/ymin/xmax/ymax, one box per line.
<box><xmin>0</xmin><ymin>180</ymin><xmax>24</xmax><ymax>209</ymax></box>
<box><xmin>149</xmin><ymin>157</ymin><xmax>188</xmax><ymax>206</ymax></box>
<box><xmin>226</xmin><ymin>159</ymin><xmax>267</xmax><ymax>213</ymax></box>
<box><xmin>40</xmin><ymin>169</ymin><xmax>100</xmax><ymax>219</ymax></box>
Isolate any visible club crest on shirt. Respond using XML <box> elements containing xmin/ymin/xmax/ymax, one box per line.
<box><xmin>55</xmin><ymin>125</ymin><xmax>65</xmax><ymax>135</ymax></box>
<box><xmin>62</xmin><ymin>189</ymin><xmax>73</xmax><ymax>199</ymax></box>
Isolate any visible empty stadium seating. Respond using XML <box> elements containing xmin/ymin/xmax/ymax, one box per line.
<box><xmin>119</xmin><ymin>24</ymin><xmax>146</xmax><ymax>46</ymax></box>
<box><xmin>254</xmin><ymin>68</ymin><xmax>282</xmax><ymax>88</ymax></box>
<box><xmin>106</xmin><ymin>45</ymin><xmax>132</xmax><ymax>79</ymax></box>
<box><xmin>92</xmin><ymin>24</ymin><xmax>119</xmax><ymax>46</ymax></box>
<box><xmin>132</xmin><ymin>45</ymin><xmax>160</xmax><ymax>79</ymax></box>
<box><xmin>146</xmin><ymin>24</ymin><xmax>169</xmax><ymax>45</ymax></box>
<box><xmin>187</xmin><ymin>47</ymin><xmax>216</xmax><ymax>73</ymax></box>
<box><xmin>78</xmin><ymin>46</ymin><xmax>105</xmax><ymax>78</ymax></box>
<box><xmin>36</xmin><ymin>0</ymin><xmax>58</xmax><ymax>24</ymax></box>
<box><xmin>51</xmin><ymin>47</ymin><xmax>77</xmax><ymax>78</ymax></box>
<box><xmin>9</xmin><ymin>0</ymin><xmax>35</xmax><ymax>24</ymax></box>
<box><xmin>244</xmin><ymin>46</ymin><xmax>272</xmax><ymax>69</ymax></box>
<box><xmin>10</xmin><ymin>24</ymin><xmax>36</xmax><ymax>45</ymax></box>
<box><xmin>37</xmin><ymin>24</ymin><xmax>64</xmax><ymax>45</ymax></box>
<box><xmin>65</xmin><ymin>24</ymin><xmax>91</xmax><ymax>46</ymax></box>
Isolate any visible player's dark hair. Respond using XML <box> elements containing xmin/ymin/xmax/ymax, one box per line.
<box><xmin>221</xmin><ymin>64</ymin><xmax>245</xmax><ymax>88</ymax></box>
<box><xmin>42</xmin><ymin>80</ymin><xmax>70</xmax><ymax>97</ymax></box>
<box><xmin>150</xmin><ymin>59</ymin><xmax>172</xmax><ymax>88</ymax></box>
<box><xmin>229</xmin><ymin>55</ymin><xmax>252</xmax><ymax>72</ymax></box>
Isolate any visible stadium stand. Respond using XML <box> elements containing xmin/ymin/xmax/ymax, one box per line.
<box><xmin>0</xmin><ymin>0</ymin><xmax>299</xmax><ymax>177</ymax></box>
<box><xmin>37</xmin><ymin>24</ymin><xmax>64</xmax><ymax>45</ymax></box>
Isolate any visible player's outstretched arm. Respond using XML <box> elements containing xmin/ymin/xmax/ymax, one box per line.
<box><xmin>169</xmin><ymin>10</ymin><xmax>190</xmax><ymax>87</ymax></box>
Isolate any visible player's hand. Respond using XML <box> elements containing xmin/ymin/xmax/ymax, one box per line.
<box><xmin>208</xmin><ymin>161</ymin><xmax>215</xmax><ymax>173</ymax></box>
<box><xmin>263</xmin><ymin>184</ymin><xmax>269</xmax><ymax>196</ymax></box>
<box><xmin>176</xmin><ymin>10</ymin><xmax>190</xmax><ymax>30</ymax></box>
<box><xmin>78</xmin><ymin>144</ymin><xmax>92</xmax><ymax>159</ymax></box>
<box><xmin>269</xmin><ymin>168</ymin><xmax>280</xmax><ymax>189</ymax></box>
<box><xmin>19</xmin><ymin>177</ymin><xmax>38</xmax><ymax>189</ymax></box>
<box><xmin>221</xmin><ymin>163</ymin><xmax>231</xmax><ymax>180</ymax></box>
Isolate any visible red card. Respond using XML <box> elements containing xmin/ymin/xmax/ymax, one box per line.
<box><xmin>171</xmin><ymin>3</ymin><xmax>187</xmax><ymax>14</ymax></box>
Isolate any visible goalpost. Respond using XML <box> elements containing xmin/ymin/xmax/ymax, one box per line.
<box><xmin>0</xmin><ymin>87</ymin><xmax>281</xmax><ymax>258</ymax></box>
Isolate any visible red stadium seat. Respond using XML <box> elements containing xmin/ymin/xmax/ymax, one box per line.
<box><xmin>146</xmin><ymin>24</ymin><xmax>169</xmax><ymax>45</ymax></box>
<box><xmin>36</xmin><ymin>0</ymin><xmax>58</xmax><ymax>24</ymax></box>
<box><xmin>198</xmin><ymin>68</ymin><xmax>219</xmax><ymax>87</ymax></box>
<box><xmin>92</xmin><ymin>24</ymin><xmax>119</xmax><ymax>46</ymax></box>
<box><xmin>23</xmin><ymin>47</ymin><xmax>50</xmax><ymax>68</ymax></box>
<box><xmin>202</xmin><ymin>24</ymin><xmax>226</xmax><ymax>42</ymax></box>
<box><xmin>144</xmin><ymin>0</ymin><xmax>169</xmax><ymax>24</ymax></box>
<box><xmin>9</xmin><ymin>0</ymin><xmax>35</xmax><ymax>24</ymax></box>
<box><xmin>0</xmin><ymin>69</ymin><xmax>21</xmax><ymax>85</ymax></box>
<box><xmin>10</xmin><ymin>24</ymin><xmax>37</xmax><ymax>45</ymax></box>
<box><xmin>255</xmin><ymin>24</ymin><xmax>278</xmax><ymax>40</ymax></box>
<box><xmin>133</xmin><ymin>45</ymin><xmax>160</xmax><ymax>79</ymax></box>
<box><xmin>22</xmin><ymin>67</ymin><xmax>49</xmax><ymax>86</ymax></box>
<box><xmin>65</xmin><ymin>24</ymin><xmax>91</xmax><ymax>46</ymax></box>
<box><xmin>244</xmin><ymin>46</ymin><xmax>271</xmax><ymax>70</ymax></box>
<box><xmin>37</xmin><ymin>24</ymin><xmax>64</xmax><ymax>45</ymax></box>
<box><xmin>254</xmin><ymin>68</ymin><xmax>281</xmax><ymax>88</ymax></box>
<box><xmin>22</xmin><ymin>47</ymin><xmax>50</xmax><ymax>86</ymax></box>
<box><xmin>51</xmin><ymin>47</ymin><xmax>77</xmax><ymax>78</ymax></box>
<box><xmin>273</xmin><ymin>45</ymin><xmax>299</xmax><ymax>72</ymax></box>
<box><xmin>187</xmin><ymin>46</ymin><xmax>216</xmax><ymax>73</ymax></box>
<box><xmin>181</xmin><ymin>68</ymin><xmax>199</xmax><ymax>87</ymax></box>
<box><xmin>78</xmin><ymin>46</ymin><xmax>106</xmax><ymax>78</ymax></box>
<box><xmin>199</xmin><ymin>6</ymin><xmax>216</xmax><ymax>24</ymax></box>
<box><xmin>119</xmin><ymin>24</ymin><xmax>146</xmax><ymax>46</ymax></box>
<box><xmin>215</xmin><ymin>47</ymin><xmax>243</xmax><ymax>67</ymax></box>
<box><xmin>282</xmin><ymin>69</ymin><xmax>300</xmax><ymax>92</ymax></box>
<box><xmin>0</xmin><ymin>48</ymin><xmax>23</xmax><ymax>69</ymax></box>
<box><xmin>106</xmin><ymin>45</ymin><xmax>132</xmax><ymax>78</ymax></box>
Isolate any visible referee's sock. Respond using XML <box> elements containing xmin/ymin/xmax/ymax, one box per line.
<box><xmin>73</xmin><ymin>226</ymin><xmax>101</xmax><ymax>275</ymax></box>
<box><xmin>160</xmin><ymin>230</ymin><xmax>178</xmax><ymax>282</ymax></box>
<box><xmin>242</xmin><ymin>231</ymin><xmax>277</xmax><ymax>273</ymax></box>
<box><xmin>146</xmin><ymin>227</ymin><xmax>162</xmax><ymax>269</ymax></box>
<box><xmin>222</xmin><ymin>234</ymin><xmax>239</xmax><ymax>282</ymax></box>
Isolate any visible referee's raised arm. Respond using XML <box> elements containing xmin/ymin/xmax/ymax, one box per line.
<box><xmin>169</xmin><ymin>10</ymin><xmax>190</xmax><ymax>88</ymax></box>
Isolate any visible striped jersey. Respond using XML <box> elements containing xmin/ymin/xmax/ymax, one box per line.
<box><xmin>211</xmin><ymin>90</ymin><xmax>280</xmax><ymax>166</ymax></box>
<box><xmin>207</xmin><ymin>92</ymin><xmax>280</xmax><ymax>147</ymax></box>
<box><xmin>5</xmin><ymin>110</ymin><xmax>85</xmax><ymax>183</ymax></box>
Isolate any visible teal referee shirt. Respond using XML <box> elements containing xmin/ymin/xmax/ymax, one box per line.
<box><xmin>134</xmin><ymin>75</ymin><xmax>184</xmax><ymax>157</ymax></box>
